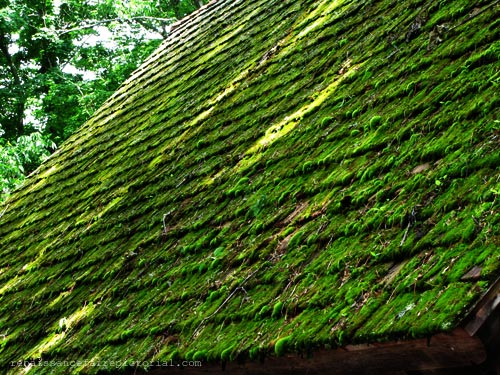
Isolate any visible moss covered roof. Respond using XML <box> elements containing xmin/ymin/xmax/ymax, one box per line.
<box><xmin>1</xmin><ymin>0</ymin><xmax>500</xmax><ymax>373</ymax></box>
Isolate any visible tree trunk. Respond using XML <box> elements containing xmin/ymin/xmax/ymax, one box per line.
<box><xmin>0</xmin><ymin>32</ymin><xmax>25</xmax><ymax>139</ymax></box>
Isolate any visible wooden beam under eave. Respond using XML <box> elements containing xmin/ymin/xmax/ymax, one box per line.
<box><xmin>142</xmin><ymin>328</ymin><xmax>486</xmax><ymax>375</ymax></box>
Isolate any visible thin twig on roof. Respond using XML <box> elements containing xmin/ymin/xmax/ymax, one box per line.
<box><xmin>0</xmin><ymin>204</ymin><xmax>9</xmax><ymax>220</ymax></box>
<box><xmin>191</xmin><ymin>268</ymin><xmax>259</xmax><ymax>340</ymax></box>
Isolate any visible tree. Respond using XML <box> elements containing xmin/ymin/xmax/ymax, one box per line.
<box><xmin>0</xmin><ymin>0</ymin><xmax>207</xmax><ymax>201</ymax></box>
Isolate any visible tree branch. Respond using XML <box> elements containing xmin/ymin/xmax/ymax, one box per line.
<box><xmin>57</xmin><ymin>16</ymin><xmax>177</xmax><ymax>36</ymax></box>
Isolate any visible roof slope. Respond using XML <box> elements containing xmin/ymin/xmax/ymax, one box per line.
<box><xmin>1</xmin><ymin>0</ymin><xmax>500</xmax><ymax>373</ymax></box>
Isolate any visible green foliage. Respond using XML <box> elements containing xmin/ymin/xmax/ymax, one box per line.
<box><xmin>0</xmin><ymin>133</ymin><xmax>55</xmax><ymax>200</ymax></box>
<box><xmin>120</xmin><ymin>329</ymin><xmax>134</xmax><ymax>341</ymax></box>
<box><xmin>185</xmin><ymin>349</ymin><xmax>197</xmax><ymax>361</ymax></box>
<box><xmin>207</xmin><ymin>290</ymin><xmax>220</xmax><ymax>302</ymax></box>
<box><xmin>213</xmin><ymin>247</ymin><xmax>225</xmax><ymax>258</ymax></box>
<box><xmin>236</xmin><ymin>177</ymin><xmax>250</xmax><ymax>186</ymax></box>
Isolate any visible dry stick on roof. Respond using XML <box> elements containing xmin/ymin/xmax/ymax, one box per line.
<box><xmin>400</xmin><ymin>222</ymin><xmax>411</xmax><ymax>247</ymax></box>
<box><xmin>163</xmin><ymin>211</ymin><xmax>174</xmax><ymax>235</ymax></box>
<box><xmin>0</xmin><ymin>204</ymin><xmax>9</xmax><ymax>220</ymax></box>
<box><xmin>191</xmin><ymin>268</ymin><xmax>260</xmax><ymax>340</ymax></box>
<box><xmin>400</xmin><ymin>207</ymin><xmax>417</xmax><ymax>247</ymax></box>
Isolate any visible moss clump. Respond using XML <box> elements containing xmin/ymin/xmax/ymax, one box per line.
<box><xmin>198</xmin><ymin>262</ymin><xmax>207</xmax><ymax>273</ymax></box>
<box><xmin>271</xmin><ymin>301</ymin><xmax>284</xmax><ymax>318</ymax></box>
<box><xmin>274</xmin><ymin>336</ymin><xmax>292</xmax><ymax>357</ymax></box>
<box><xmin>207</xmin><ymin>290</ymin><xmax>220</xmax><ymax>302</ymax></box>
<box><xmin>120</xmin><ymin>329</ymin><xmax>134</xmax><ymax>341</ymax></box>
<box><xmin>236</xmin><ymin>177</ymin><xmax>250</xmax><ymax>186</ymax></box>
<box><xmin>209</xmin><ymin>258</ymin><xmax>222</xmax><ymax>270</ymax></box>
<box><xmin>185</xmin><ymin>349</ymin><xmax>197</xmax><ymax>361</ymax></box>
<box><xmin>287</xmin><ymin>230</ymin><xmax>304</xmax><ymax>249</ymax></box>
<box><xmin>249</xmin><ymin>346</ymin><xmax>261</xmax><ymax>360</ymax></box>
<box><xmin>149</xmin><ymin>326</ymin><xmax>160</xmax><ymax>335</ymax></box>
<box><xmin>213</xmin><ymin>247</ymin><xmax>225</xmax><ymax>258</ymax></box>
<box><xmin>369</xmin><ymin>115</ymin><xmax>383</xmax><ymax>129</ymax></box>
<box><xmin>255</xmin><ymin>305</ymin><xmax>271</xmax><ymax>320</ymax></box>
<box><xmin>221</xmin><ymin>346</ymin><xmax>235</xmax><ymax>362</ymax></box>
<box><xmin>302</xmin><ymin>161</ymin><xmax>314</xmax><ymax>174</ymax></box>
<box><xmin>249</xmin><ymin>194</ymin><xmax>268</xmax><ymax>218</ymax></box>
<box><xmin>321</xmin><ymin>116</ymin><xmax>334</xmax><ymax>126</ymax></box>
<box><xmin>193</xmin><ymin>350</ymin><xmax>208</xmax><ymax>361</ymax></box>
<box><xmin>338</xmin><ymin>39</ymin><xmax>348</xmax><ymax>47</ymax></box>
<box><xmin>0</xmin><ymin>0</ymin><xmax>498</xmax><ymax>370</ymax></box>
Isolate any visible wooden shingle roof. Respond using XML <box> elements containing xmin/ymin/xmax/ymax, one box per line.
<box><xmin>1</xmin><ymin>0</ymin><xmax>499</xmax><ymax>373</ymax></box>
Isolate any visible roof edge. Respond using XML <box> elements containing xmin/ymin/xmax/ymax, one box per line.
<box><xmin>140</xmin><ymin>328</ymin><xmax>486</xmax><ymax>375</ymax></box>
<box><xmin>464</xmin><ymin>276</ymin><xmax>500</xmax><ymax>336</ymax></box>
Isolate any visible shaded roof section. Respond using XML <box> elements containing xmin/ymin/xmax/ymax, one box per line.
<box><xmin>1</xmin><ymin>0</ymin><xmax>500</xmax><ymax>373</ymax></box>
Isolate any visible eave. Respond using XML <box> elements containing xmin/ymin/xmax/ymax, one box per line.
<box><xmin>140</xmin><ymin>279</ymin><xmax>500</xmax><ymax>375</ymax></box>
<box><xmin>135</xmin><ymin>329</ymin><xmax>485</xmax><ymax>375</ymax></box>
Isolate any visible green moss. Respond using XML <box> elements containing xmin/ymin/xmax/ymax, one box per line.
<box><xmin>350</xmin><ymin>129</ymin><xmax>361</xmax><ymax>136</ymax></box>
<box><xmin>338</xmin><ymin>39</ymin><xmax>348</xmax><ymax>48</ymax></box>
<box><xmin>193</xmin><ymin>350</ymin><xmax>208</xmax><ymax>361</ymax></box>
<box><xmin>321</xmin><ymin>116</ymin><xmax>334</xmax><ymax>127</ymax></box>
<box><xmin>369</xmin><ymin>115</ymin><xmax>383</xmax><ymax>129</ymax></box>
<box><xmin>271</xmin><ymin>301</ymin><xmax>284</xmax><ymax>318</ymax></box>
<box><xmin>120</xmin><ymin>329</ymin><xmax>134</xmax><ymax>341</ymax></box>
<box><xmin>288</xmin><ymin>230</ymin><xmax>304</xmax><ymax>249</ymax></box>
<box><xmin>256</xmin><ymin>305</ymin><xmax>271</xmax><ymax>320</ymax></box>
<box><xmin>0</xmin><ymin>0</ymin><xmax>498</xmax><ymax>370</ymax></box>
<box><xmin>221</xmin><ymin>346</ymin><xmax>235</xmax><ymax>362</ymax></box>
<box><xmin>213</xmin><ymin>247</ymin><xmax>225</xmax><ymax>258</ymax></box>
<box><xmin>149</xmin><ymin>326</ymin><xmax>160</xmax><ymax>335</ymax></box>
<box><xmin>198</xmin><ymin>262</ymin><xmax>207</xmax><ymax>273</ymax></box>
<box><xmin>302</xmin><ymin>161</ymin><xmax>314</xmax><ymax>174</ymax></box>
<box><xmin>274</xmin><ymin>336</ymin><xmax>292</xmax><ymax>357</ymax></box>
<box><xmin>236</xmin><ymin>177</ymin><xmax>250</xmax><ymax>186</ymax></box>
<box><xmin>207</xmin><ymin>290</ymin><xmax>220</xmax><ymax>302</ymax></box>
<box><xmin>249</xmin><ymin>346</ymin><xmax>261</xmax><ymax>360</ymax></box>
<box><xmin>185</xmin><ymin>349</ymin><xmax>197</xmax><ymax>361</ymax></box>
